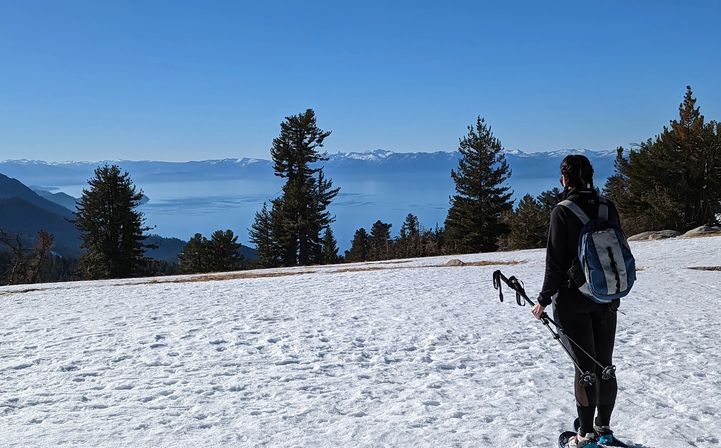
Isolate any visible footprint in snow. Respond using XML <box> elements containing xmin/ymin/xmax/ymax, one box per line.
<box><xmin>435</xmin><ymin>362</ymin><xmax>457</xmax><ymax>370</ymax></box>
<box><xmin>10</xmin><ymin>362</ymin><xmax>34</xmax><ymax>370</ymax></box>
<box><xmin>275</xmin><ymin>359</ymin><xmax>300</xmax><ymax>366</ymax></box>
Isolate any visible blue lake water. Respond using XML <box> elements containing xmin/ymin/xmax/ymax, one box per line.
<box><xmin>57</xmin><ymin>176</ymin><xmax>558</xmax><ymax>252</ymax></box>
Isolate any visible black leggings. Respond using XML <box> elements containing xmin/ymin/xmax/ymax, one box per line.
<box><xmin>553</xmin><ymin>288</ymin><xmax>619</xmax><ymax>434</ymax></box>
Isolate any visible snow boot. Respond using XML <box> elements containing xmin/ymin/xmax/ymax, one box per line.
<box><xmin>594</xmin><ymin>425</ymin><xmax>615</xmax><ymax>445</ymax></box>
<box><xmin>568</xmin><ymin>432</ymin><xmax>598</xmax><ymax>448</ymax></box>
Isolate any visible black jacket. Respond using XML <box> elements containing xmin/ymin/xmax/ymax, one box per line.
<box><xmin>538</xmin><ymin>188</ymin><xmax>622</xmax><ymax>307</ymax></box>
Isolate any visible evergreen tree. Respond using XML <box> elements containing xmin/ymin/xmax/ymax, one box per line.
<box><xmin>307</xmin><ymin>171</ymin><xmax>340</xmax><ymax>264</ymax></box>
<box><xmin>604</xmin><ymin>87</ymin><xmax>721</xmax><ymax>234</ymax></box>
<box><xmin>396</xmin><ymin>213</ymin><xmax>421</xmax><ymax>258</ymax></box>
<box><xmin>421</xmin><ymin>225</ymin><xmax>444</xmax><ymax>257</ymax></box>
<box><xmin>145</xmin><ymin>259</ymin><xmax>179</xmax><ymax>277</ymax></box>
<box><xmin>75</xmin><ymin>164</ymin><xmax>150</xmax><ymax>279</ymax></box>
<box><xmin>505</xmin><ymin>194</ymin><xmax>547</xmax><ymax>250</ymax></box>
<box><xmin>345</xmin><ymin>228</ymin><xmax>369</xmax><ymax>262</ymax></box>
<box><xmin>604</xmin><ymin>146</ymin><xmax>645</xmax><ymax>232</ymax></box>
<box><xmin>179</xmin><ymin>233</ymin><xmax>209</xmax><ymax>274</ymax></box>
<box><xmin>207</xmin><ymin>229</ymin><xmax>244</xmax><ymax>272</ymax></box>
<box><xmin>320</xmin><ymin>227</ymin><xmax>339</xmax><ymax>265</ymax></box>
<box><xmin>368</xmin><ymin>220</ymin><xmax>392</xmax><ymax>261</ymax></box>
<box><xmin>444</xmin><ymin>117</ymin><xmax>513</xmax><ymax>254</ymax></box>
<box><xmin>269</xmin><ymin>109</ymin><xmax>340</xmax><ymax>266</ymax></box>
<box><xmin>249</xmin><ymin>202</ymin><xmax>283</xmax><ymax>268</ymax></box>
<box><xmin>537</xmin><ymin>187</ymin><xmax>562</xmax><ymax>215</ymax></box>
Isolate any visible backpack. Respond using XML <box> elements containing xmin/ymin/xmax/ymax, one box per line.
<box><xmin>558</xmin><ymin>197</ymin><xmax>636</xmax><ymax>303</ymax></box>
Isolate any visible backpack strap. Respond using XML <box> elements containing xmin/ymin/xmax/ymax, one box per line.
<box><xmin>558</xmin><ymin>200</ymin><xmax>590</xmax><ymax>225</ymax></box>
<box><xmin>598</xmin><ymin>196</ymin><xmax>609</xmax><ymax>221</ymax></box>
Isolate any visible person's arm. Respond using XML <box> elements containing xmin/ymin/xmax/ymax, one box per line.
<box><xmin>538</xmin><ymin>206</ymin><xmax>568</xmax><ymax>307</ymax></box>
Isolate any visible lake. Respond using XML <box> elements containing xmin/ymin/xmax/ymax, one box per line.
<box><xmin>55</xmin><ymin>175</ymin><xmax>558</xmax><ymax>252</ymax></box>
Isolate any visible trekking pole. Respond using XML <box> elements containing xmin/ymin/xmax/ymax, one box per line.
<box><xmin>492</xmin><ymin>270</ymin><xmax>616</xmax><ymax>385</ymax></box>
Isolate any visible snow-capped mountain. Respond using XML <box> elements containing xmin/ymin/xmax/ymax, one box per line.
<box><xmin>0</xmin><ymin>148</ymin><xmax>616</xmax><ymax>185</ymax></box>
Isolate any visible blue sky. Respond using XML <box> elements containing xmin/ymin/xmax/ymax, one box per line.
<box><xmin>1</xmin><ymin>0</ymin><xmax>720</xmax><ymax>161</ymax></box>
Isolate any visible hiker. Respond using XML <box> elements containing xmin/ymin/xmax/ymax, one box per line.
<box><xmin>531</xmin><ymin>155</ymin><xmax>624</xmax><ymax>448</ymax></box>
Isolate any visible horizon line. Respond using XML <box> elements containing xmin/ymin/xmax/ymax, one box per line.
<box><xmin>0</xmin><ymin>148</ymin><xmax>617</xmax><ymax>165</ymax></box>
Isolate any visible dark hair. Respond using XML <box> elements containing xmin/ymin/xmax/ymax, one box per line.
<box><xmin>560</xmin><ymin>154</ymin><xmax>594</xmax><ymax>188</ymax></box>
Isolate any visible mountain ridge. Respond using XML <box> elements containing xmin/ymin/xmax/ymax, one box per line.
<box><xmin>0</xmin><ymin>173</ymin><xmax>256</xmax><ymax>262</ymax></box>
<box><xmin>0</xmin><ymin>148</ymin><xmax>617</xmax><ymax>166</ymax></box>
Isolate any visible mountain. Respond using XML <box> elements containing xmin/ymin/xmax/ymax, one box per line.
<box><xmin>0</xmin><ymin>172</ymin><xmax>256</xmax><ymax>262</ymax></box>
<box><xmin>33</xmin><ymin>189</ymin><xmax>79</xmax><ymax>211</ymax></box>
<box><xmin>0</xmin><ymin>173</ymin><xmax>75</xmax><ymax>219</ymax></box>
<box><xmin>0</xmin><ymin>158</ymin><xmax>275</xmax><ymax>186</ymax></box>
<box><xmin>145</xmin><ymin>234</ymin><xmax>256</xmax><ymax>263</ymax></box>
<box><xmin>0</xmin><ymin>197</ymin><xmax>81</xmax><ymax>256</ymax></box>
<box><xmin>32</xmin><ymin>188</ymin><xmax>150</xmax><ymax>212</ymax></box>
<box><xmin>0</xmin><ymin>149</ymin><xmax>617</xmax><ymax>189</ymax></box>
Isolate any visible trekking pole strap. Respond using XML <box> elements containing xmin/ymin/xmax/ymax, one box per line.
<box><xmin>492</xmin><ymin>270</ymin><xmax>536</xmax><ymax>307</ymax></box>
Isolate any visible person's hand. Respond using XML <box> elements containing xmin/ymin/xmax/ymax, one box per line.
<box><xmin>532</xmin><ymin>303</ymin><xmax>546</xmax><ymax>320</ymax></box>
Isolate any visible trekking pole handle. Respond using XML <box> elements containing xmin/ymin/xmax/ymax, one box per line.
<box><xmin>493</xmin><ymin>270</ymin><xmax>536</xmax><ymax>307</ymax></box>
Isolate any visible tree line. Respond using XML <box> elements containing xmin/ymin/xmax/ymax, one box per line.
<box><xmin>2</xmin><ymin>86</ymin><xmax>719</xmax><ymax>285</ymax></box>
<box><xmin>605</xmin><ymin>87</ymin><xmax>721</xmax><ymax>235</ymax></box>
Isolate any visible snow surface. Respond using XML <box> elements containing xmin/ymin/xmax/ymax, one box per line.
<box><xmin>1</xmin><ymin>237</ymin><xmax>720</xmax><ymax>447</ymax></box>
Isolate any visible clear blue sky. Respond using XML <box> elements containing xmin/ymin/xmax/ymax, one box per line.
<box><xmin>1</xmin><ymin>0</ymin><xmax>720</xmax><ymax>162</ymax></box>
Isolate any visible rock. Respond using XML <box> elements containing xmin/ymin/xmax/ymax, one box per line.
<box><xmin>445</xmin><ymin>259</ymin><xmax>465</xmax><ymax>266</ymax></box>
<box><xmin>627</xmin><ymin>230</ymin><xmax>680</xmax><ymax>241</ymax></box>
<box><xmin>681</xmin><ymin>225</ymin><xmax>721</xmax><ymax>238</ymax></box>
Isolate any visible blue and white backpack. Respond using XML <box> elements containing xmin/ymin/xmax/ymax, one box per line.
<box><xmin>558</xmin><ymin>197</ymin><xmax>636</xmax><ymax>303</ymax></box>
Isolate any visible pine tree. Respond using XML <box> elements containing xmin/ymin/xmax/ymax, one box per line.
<box><xmin>75</xmin><ymin>164</ymin><xmax>150</xmax><ymax>279</ymax></box>
<box><xmin>308</xmin><ymin>171</ymin><xmax>341</xmax><ymax>264</ymax></box>
<box><xmin>320</xmin><ymin>227</ymin><xmax>339</xmax><ymax>265</ymax></box>
<box><xmin>444</xmin><ymin>117</ymin><xmax>513</xmax><ymax>253</ymax></box>
<box><xmin>345</xmin><ymin>228</ymin><xmax>369</xmax><ymax>262</ymax></box>
<box><xmin>268</xmin><ymin>109</ymin><xmax>340</xmax><ymax>266</ymax></box>
<box><xmin>249</xmin><ymin>202</ymin><xmax>283</xmax><ymax>268</ymax></box>
<box><xmin>505</xmin><ymin>194</ymin><xmax>547</xmax><ymax>250</ymax></box>
<box><xmin>179</xmin><ymin>233</ymin><xmax>208</xmax><ymax>274</ymax></box>
<box><xmin>604</xmin><ymin>86</ymin><xmax>721</xmax><ymax>234</ymax></box>
<box><xmin>207</xmin><ymin>230</ymin><xmax>244</xmax><ymax>272</ymax></box>
<box><xmin>368</xmin><ymin>220</ymin><xmax>392</xmax><ymax>261</ymax></box>
<box><xmin>397</xmin><ymin>213</ymin><xmax>421</xmax><ymax>258</ymax></box>
<box><xmin>536</xmin><ymin>187</ymin><xmax>562</xmax><ymax>215</ymax></box>
<box><xmin>422</xmin><ymin>225</ymin><xmax>444</xmax><ymax>257</ymax></box>
<box><xmin>604</xmin><ymin>147</ymin><xmax>645</xmax><ymax>233</ymax></box>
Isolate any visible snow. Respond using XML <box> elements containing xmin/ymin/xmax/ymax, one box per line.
<box><xmin>1</xmin><ymin>237</ymin><xmax>720</xmax><ymax>447</ymax></box>
<box><xmin>338</xmin><ymin>149</ymin><xmax>395</xmax><ymax>161</ymax></box>
<box><xmin>545</xmin><ymin>149</ymin><xmax>618</xmax><ymax>158</ymax></box>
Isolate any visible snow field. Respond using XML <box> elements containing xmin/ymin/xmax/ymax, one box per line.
<box><xmin>1</xmin><ymin>237</ymin><xmax>720</xmax><ymax>447</ymax></box>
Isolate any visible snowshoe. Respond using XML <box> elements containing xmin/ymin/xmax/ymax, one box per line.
<box><xmin>573</xmin><ymin>418</ymin><xmax>630</xmax><ymax>447</ymax></box>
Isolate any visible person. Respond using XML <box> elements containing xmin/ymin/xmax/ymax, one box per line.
<box><xmin>531</xmin><ymin>155</ymin><xmax>623</xmax><ymax>448</ymax></box>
